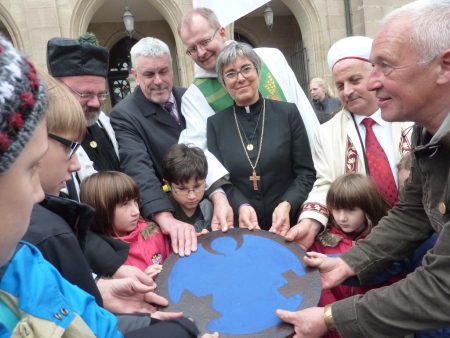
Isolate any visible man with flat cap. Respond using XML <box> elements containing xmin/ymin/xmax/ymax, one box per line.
<box><xmin>48</xmin><ymin>36</ymin><xmax>201</xmax><ymax>259</ymax></box>
<box><xmin>47</xmin><ymin>35</ymin><xmax>120</xmax><ymax>180</ymax></box>
<box><xmin>46</xmin><ymin>36</ymin><xmax>131</xmax><ymax>284</ymax></box>
<box><xmin>284</xmin><ymin>36</ymin><xmax>412</xmax><ymax>249</ymax></box>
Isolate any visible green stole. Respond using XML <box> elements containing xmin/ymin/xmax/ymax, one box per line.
<box><xmin>193</xmin><ymin>62</ymin><xmax>287</xmax><ymax>113</ymax></box>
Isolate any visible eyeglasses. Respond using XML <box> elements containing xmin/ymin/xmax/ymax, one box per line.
<box><xmin>48</xmin><ymin>133</ymin><xmax>81</xmax><ymax>160</ymax></box>
<box><xmin>223</xmin><ymin>64</ymin><xmax>256</xmax><ymax>81</ymax></box>
<box><xmin>186</xmin><ymin>28</ymin><xmax>220</xmax><ymax>56</ymax></box>
<box><xmin>64</xmin><ymin>83</ymin><xmax>109</xmax><ymax>102</ymax></box>
<box><xmin>170</xmin><ymin>181</ymin><xmax>206</xmax><ymax>197</ymax></box>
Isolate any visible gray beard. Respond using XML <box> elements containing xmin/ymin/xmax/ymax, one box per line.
<box><xmin>85</xmin><ymin>110</ymin><xmax>101</xmax><ymax>127</ymax></box>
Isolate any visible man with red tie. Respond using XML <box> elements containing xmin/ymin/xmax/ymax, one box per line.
<box><xmin>285</xmin><ymin>36</ymin><xmax>413</xmax><ymax>249</ymax></box>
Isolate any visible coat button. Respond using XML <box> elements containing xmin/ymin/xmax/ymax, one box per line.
<box><xmin>61</xmin><ymin>308</ymin><xmax>69</xmax><ymax>315</ymax></box>
<box><xmin>439</xmin><ymin>201</ymin><xmax>447</xmax><ymax>215</ymax></box>
<box><xmin>54</xmin><ymin>313</ymin><xmax>63</xmax><ymax>320</ymax></box>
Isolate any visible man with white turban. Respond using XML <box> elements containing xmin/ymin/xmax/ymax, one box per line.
<box><xmin>285</xmin><ymin>36</ymin><xmax>413</xmax><ymax>249</ymax></box>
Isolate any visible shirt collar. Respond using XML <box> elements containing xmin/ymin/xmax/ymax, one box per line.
<box><xmin>161</xmin><ymin>92</ymin><xmax>176</xmax><ymax>109</ymax></box>
<box><xmin>353</xmin><ymin>109</ymin><xmax>386</xmax><ymax>127</ymax></box>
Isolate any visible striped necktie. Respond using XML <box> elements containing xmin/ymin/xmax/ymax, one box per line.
<box><xmin>164</xmin><ymin>101</ymin><xmax>180</xmax><ymax>125</ymax></box>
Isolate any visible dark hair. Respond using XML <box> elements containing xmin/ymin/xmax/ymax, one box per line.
<box><xmin>80</xmin><ymin>171</ymin><xmax>140</xmax><ymax>236</ymax></box>
<box><xmin>162</xmin><ymin>144</ymin><xmax>207</xmax><ymax>184</ymax></box>
<box><xmin>327</xmin><ymin>173</ymin><xmax>389</xmax><ymax>229</ymax></box>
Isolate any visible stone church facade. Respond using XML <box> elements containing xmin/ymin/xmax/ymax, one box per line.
<box><xmin>0</xmin><ymin>0</ymin><xmax>411</xmax><ymax>110</ymax></box>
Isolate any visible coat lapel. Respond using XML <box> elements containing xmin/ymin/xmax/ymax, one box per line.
<box><xmin>343</xmin><ymin>110</ymin><xmax>366</xmax><ymax>173</ymax></box>
<box><xmin>134</xmin><ymin>87</ymin><xmax>181</xmax><ymax>129</ymax></box>
<box><xmin>98</xmin><ymin>112</ymin><xmax>119</xmax><ymax>157</ymax></box>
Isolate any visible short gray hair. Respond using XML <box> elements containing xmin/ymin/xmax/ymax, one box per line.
<box><xmin>130</xmin><ymin>37</ymin><xmax>172</xmax><ymax>69</ymax></box>
<box><xmin>216</xmin><ymin>41</ymin><xmax>261</xmax><ymax>87</ymax></box>
<box><xmin>382</xmin><ymin>0</ymin><xmax>450</xmax><ymax>66</ymax></box>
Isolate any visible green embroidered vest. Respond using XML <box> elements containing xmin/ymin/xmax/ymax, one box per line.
<box><xmin>193</xmin><ymin>62</ymin><xmax>286</xmax><ymax>113</ymax></box>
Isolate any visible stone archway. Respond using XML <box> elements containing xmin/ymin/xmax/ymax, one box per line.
<box><xmin>0</xmin><ymin>2</ymin><xmax>24</xmax><ymax>50</ymax></box>
<box><xmin>282</xmin><ymin>0</ymin><xmax>347</xmax><ymax>83</ymax></box>
<box><xmin>70</xmin><ymin>0</ymin><xmax>192</xmax><ymax>86</ymax></box>
<box><xmin>145</xmin><ymin>0</ymin><xmax>193</xmax><ymax>86</ymax></box>
<box><xmin>234</xmin><ymin>26</ymin><xmax>258</xmax><ymax>47</ymax></box>
<box><xmin>282</xmin><ymin>0</ymin><xmax>326</xmax><ymax>80</ymax></box>
<box><xmin>70</xmin><ymin>0</ymin><xmax>107</xmax><ymax>37</ymax></box>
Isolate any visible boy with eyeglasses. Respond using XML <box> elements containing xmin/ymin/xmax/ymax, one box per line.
<box><xmin>0</xmin><ymin>33</ymin><xmax>169</xmax><ymax>338</ymax></box>
<box><xmin>162</xmin><ymin>144</ymin><xmax>213</xmax><ymax>233</ymax></box>
<box><xmin>20</xmin><ymin>71</ymin><xmax>206</xmax><ymax>337</ymax></box>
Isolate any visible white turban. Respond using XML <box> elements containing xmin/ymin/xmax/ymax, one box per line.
<box><xmin>327</xmin><ymin>36</ymin><xmax>373</xmax><ymax>71</ymax></box>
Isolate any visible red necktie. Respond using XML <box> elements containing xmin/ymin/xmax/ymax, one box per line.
<box><xmin>164</xmin><ymin>101</ymin><xmax>181</xmax><ymax>125</ymax></box>
<box><xmin>362</xmin><ymin>118</ymin><xmax>398</xmax><ymax>207</ymax></box>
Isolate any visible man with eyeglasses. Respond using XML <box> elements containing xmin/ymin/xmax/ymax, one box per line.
<box><xmin>110</xmin><ymin>37</ymin><xmax>200</xmax><ymax>257</ymax></box>
<box><xmin>285</xmin><ymin>36</ymin><xmax>413</xmax><ymax>251</ymax></box>
<box><xmin>47</xmin><ymin>35</ymin><xmax>120</xmax><ymax>181</ymax></box>
<box><xmin>177</xmin><ymin>7</ymin><xmax>319</xmax><ymax>231</ymax></box>
<box><xmin>177</xmin><ymin>7</ymin><xmax>319</xmax><ymax>154</ymax></box>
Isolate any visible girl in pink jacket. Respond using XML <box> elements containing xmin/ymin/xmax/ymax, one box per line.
<box><xmin>80</xmin><ymin>171</ymin><xmax>171</xmax><ymax>273</ymax></box>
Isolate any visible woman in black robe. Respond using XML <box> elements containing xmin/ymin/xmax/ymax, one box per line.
<box><xmin>207</xmin><ymin>41</ymin><xmax>315</xmax><ymax>233</ymax></box>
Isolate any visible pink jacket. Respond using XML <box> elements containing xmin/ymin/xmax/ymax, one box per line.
<box><xmin>115</xmin><ymin>220</ymin><xmax>171</xmax><ymax>271</ymax></box>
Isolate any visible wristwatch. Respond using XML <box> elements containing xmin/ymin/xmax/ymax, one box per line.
<box><xmin>324</xmin><ymin>304</ymin><xmax>337</xmax><ymax>330</ymax></box>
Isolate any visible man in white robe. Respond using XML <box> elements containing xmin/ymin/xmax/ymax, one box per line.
<box><xmin>180</xmin><ymin>49</ymin><xmax>319</xmax><ymax>150</ymax></box>
<box><xmin>286</xmin><ymin>36</ymin><xmax>412</xmax><ymax>249</ymax></box>
<box><xmin>178</xmin><ymin>8</ymin><xmax>319</xmax><ymax>229</ymax></box>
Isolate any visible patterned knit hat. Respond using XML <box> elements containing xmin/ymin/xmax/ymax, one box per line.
<box><xmin>0</xmin><ymin>36</ymin><xmax>47</xmax><ymax>173</ymax></box>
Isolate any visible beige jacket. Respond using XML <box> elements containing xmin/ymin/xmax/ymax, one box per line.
<box><xmin>299</xmin><ymin>108</ymin><xmax>412</xmax><ymax>226</ymax></box>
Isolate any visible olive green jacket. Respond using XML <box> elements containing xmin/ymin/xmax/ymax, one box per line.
<box><xmin>333</xmin><ymin>113</ymin><xmax>450</xmax><ymax>337</ymax></box>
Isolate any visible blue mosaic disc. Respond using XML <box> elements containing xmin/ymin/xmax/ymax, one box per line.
<box><xmin>156</xmin><ymin>228</ymin><xmax>321</xmax><ymax>337</ymax></box>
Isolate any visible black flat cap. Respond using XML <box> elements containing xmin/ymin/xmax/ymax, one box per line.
<box><xmin>47</xmin><ymin>37</ymin><xmax>109</xmax><ymax>78</ymax></box>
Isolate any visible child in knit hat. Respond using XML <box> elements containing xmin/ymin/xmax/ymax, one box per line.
<box><xmin>0</xmin><ymin>34</ymin><xmax>124</xmax><ymax>337</ymax></box>
<box><xmin>0</xmin><ymin>36</ymin><xmax>48</xmax><ymax>267</ymax></box>
<box><xmin>0</xmin><ymin>35</ymin><xmax>211</xmax><ymax>338</ymax></box>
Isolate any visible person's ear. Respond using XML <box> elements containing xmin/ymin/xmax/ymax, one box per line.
<box><xmin>131</xmin><ymin>68</ymin><xmax>139</xmax><ymax>83</ymax></box>
<box><xmin>218</xmin><ymin>27</ymin><xmax>227</xmax><ymax>40</ymax></box>
<box><xmin>436</xmin><ymin>48</ymin><xmax>450</xmax><ymax>85</ymax></box>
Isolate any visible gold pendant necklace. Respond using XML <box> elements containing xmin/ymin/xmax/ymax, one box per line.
<box><xmin>233</xmin><ymin>99</ymin><xmax>266</xmax><ymax>191</ymax></box>
<box><xmin>235</xmin><ymin>104</ymin><xmax>263</xmax><ymax>152</ymax></box>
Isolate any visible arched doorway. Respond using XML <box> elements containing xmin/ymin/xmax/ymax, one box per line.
<box><xmin>73</xmin><ymin>0</ymin><xmax>188</xmax><ymax>85</ymax></box>
<box><xmin>234</xmin><ymin>1</ymin><xmax>310</xmax><ymax>92</ymax></box>
<box><xmin>108</xmin><ymin>37</ymin><xmax>138</xmax><ymax>106</ymax></box>
<box><xmin>0</xmin><ymin>22</ymin><xmax>12</xmax><ymax>42</ymax></box>
<box><xmin>234</xmin><ymin>32</ymin><xmax>254</xmax><ymax>47</ymax></box>
<box><xmin>0</xmin><ymin>2</ymin><xmax>24</xmax><ymax>50</ymax></box>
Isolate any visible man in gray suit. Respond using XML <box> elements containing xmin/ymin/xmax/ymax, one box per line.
<box><xmin>110</xmin><ymin>37</ymin><xmax>195</xmax><ymax>256</ymax></box>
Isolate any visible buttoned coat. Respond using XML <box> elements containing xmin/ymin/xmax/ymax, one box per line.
<box><xmin>110</xmin><ymin>86</ymin><xmax>186</xmax><ymax>219</ymax></box>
